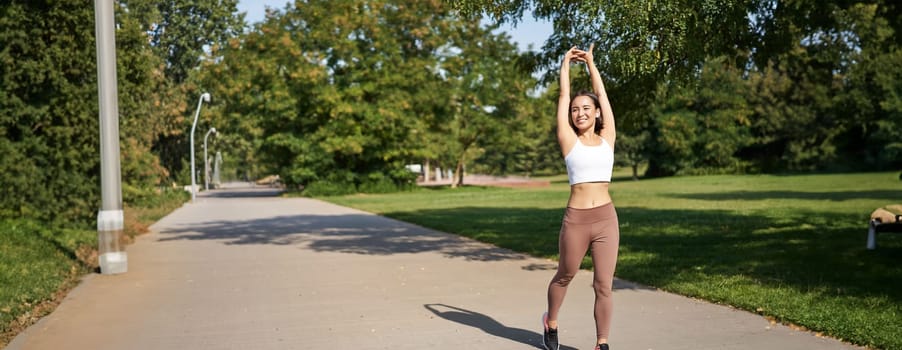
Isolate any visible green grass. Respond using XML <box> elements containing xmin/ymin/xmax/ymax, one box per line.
<box><xmin>0</xmin><ymin>220</ymin><xmax>95</xmax><ymax>346</ymax></box>
<box><xmin>324</xmin><ymin>171</ymin><xmax>902</xmax><ymax>350</ymax></box>
<box><xmin>0</xmin><ymin>189</ymin><xmax>189</xmax><ymax>347</ymax></box>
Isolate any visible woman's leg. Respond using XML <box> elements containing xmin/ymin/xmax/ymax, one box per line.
<box><xmin>590</xmin><ymin>206</ymin><xmax>620</xmax><ymax>343</ymax></box>
<box><xmin>547</xmin><ymin>213</ymin><xmax>591</xmax><ymax>326</ymax></box>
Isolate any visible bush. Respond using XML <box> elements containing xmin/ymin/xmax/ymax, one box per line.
<box><xmin>127</xmin><ymin>187</ymin><xmax>188</xmax><ymax>208</ymax></box>
<box><xmin>302</xmin><ymin>181</ymin><xmax>357</xmax><ymax>197</ymax></box>
<box><xmin>122</xmin><ymin>184</ymin><xmax>157</xmax><ymax>206</ymax></box>
<box><xmin>358</xmin><ymin>172</ymin><xmax>414</xmax><ymax>194</ymax></box>
<box><xmin>300</xmin><ymin>168</ymin><xmax>418</xmax><ymax>196</ymax></box>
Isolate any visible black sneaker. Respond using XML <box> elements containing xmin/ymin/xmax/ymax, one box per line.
<box><xmin>542</xmin><ymin>312</ymin><xmax>559</xmax><ymax>350</ymax></box>
<box><xmin>595</xmin><ymin>343</ymin><xmax>610</xmax><ymax>350</ymax></box>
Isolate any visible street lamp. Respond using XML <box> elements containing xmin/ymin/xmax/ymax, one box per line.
<box><xmin>190</xmin><ymin>92</ymin><xmax>211</xmax><ymax>203</ymax></box>
<box><xmin>94</xmin><ymin>0</ymin><xmax>126</xmax><ymax>274</ymax></box>
<box><xmin>204</xmin><ymin>127</ymin><xmax>217</xmax><ymax>191</ymax></box>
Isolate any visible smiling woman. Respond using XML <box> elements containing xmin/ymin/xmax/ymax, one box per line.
<box><xmin>544</xmin><ymin>44</ymin><xmax>619</xmax><ymax>350</ymax></box>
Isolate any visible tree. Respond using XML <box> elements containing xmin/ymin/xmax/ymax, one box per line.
<box><xmin>449</xmin><ymin>0</ymin><xmax>757</xmax><ymax>118</ymax></box>
<box><xmin>472</xmin><ymin>86</ymin><xmax>560</xmax><ymax>177</ymax></box>
<box><xmin>742</xmin><ymin>1</ymin><xmax>901</xmax><ymax>171</ymax></box>
<box><xmin>437</xmin><ymin>22</ymin><xmax>538</xmax><ymax>187</ymax></box>
<box><xmin>121</xmin><ymin>0</ymin><xmax>244</xmax><ymax>84</ymax></box>
<box><xmin>615</xmin><ymin>129</ymin><xmax>649</xmax><ymax>180</ymax></box>
<box><xmin>198</xmin><ymin>0</ymin><xmax>543</xmax><ymax>191</ymax></box>
<box><xmin>835</xmin><ymin>3</ymin><xmax>902</xmax><ymax>170</ymax></box>
<box><xmin>647</xmin><ymin>57</ymin><xmax>753</xmax><ymax>176</ymax></box>
<box><xmin>0</xmin><ymin>0</ymin><xmax>167</xmax><ymax>224</ymax></box>
<box><xmin>447</xmin><ymin>0</ymin><xmax>762</xmax><ymax>177</ymax></box>
<box><xmin>120</xmin><ymin>0</ymin><xmax>245</xmax><ymax>183</ymax></box>
<box><xmin>449</xmin><ymin>0</ymin><xmax>902</xmax><ymax>174</ymax></box>
<box><xmin>199</xmin><ymin>0</ymin><xmax>461</xmax><ymax>192</ymax></box>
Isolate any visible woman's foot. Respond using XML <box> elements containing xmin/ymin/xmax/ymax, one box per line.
<box><xmin>595</xmin><ymin>343</ymin><xmax>610</xmax><ymax>350</ymax></box>
<box><xmin>542</xmin><ymin>312</ymin><xmax>559</xmax><ymax>350</ymax></box>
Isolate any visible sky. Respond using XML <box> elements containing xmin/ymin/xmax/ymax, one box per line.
<box><xmin>235</xmin><ymin>0</ymin><xmax>554</xmax><ymax>52</ymax></box>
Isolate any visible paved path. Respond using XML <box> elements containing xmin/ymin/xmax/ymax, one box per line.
<box><xmin>7</xmin><ymin>186</ymin><xmax>862</xmax><ymax>350</ymax></box>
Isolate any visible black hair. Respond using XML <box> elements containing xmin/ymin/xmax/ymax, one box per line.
<box><xmin>569</xmin><ymin>90</ymin><xmax>602</xmax><ymax>135</ymax></box>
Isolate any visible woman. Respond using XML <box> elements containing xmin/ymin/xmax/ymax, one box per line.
<box><xmin>542</xmin><ymin>44</ymin><xmax>619</xmax><ymax>350</ymax></box>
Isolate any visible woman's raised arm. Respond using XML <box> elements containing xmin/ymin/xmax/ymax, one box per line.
<box><xmin>582</xmin><ymin>44</ymin><xmax>616</xmax><ymax>146</ymax></box>
<box><xmin>557</xmin><ymin>47</ymin><xmax>578</xmax><ymax>157</ymax></box>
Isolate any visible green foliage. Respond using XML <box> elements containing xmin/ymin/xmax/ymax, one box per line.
<box><xmin>449</xmin><ymin>0</ymin><xmax>902</xmax><ymax>175</ymax></box>
<box><xmin>115</xmin><ymin>7</ymin><xmax>173</xmax><ymax>188</ymax></box>
<box><xmin>745</xmin><ymin>59</ymin><xmax>839</xmax><ymax>171</ymax></box>
<box><xmin>117</xmin><ymin>0</ymin><xmax>245</xmax><ymax>183</ymax></box>
<box><xmin>839</xmin><ymin>4</ymin><xmax>902</xmax><ymax>169</ymax></box>
<box><xmin>0</xmin><ymin>1</ymin><xmax>178</xmax><ymax>225</ymax></box>
<box><xmin>302</xmin><ymin>170</ymin><xmax>417</xmax><ymax>197</ymax></box>
<box><xmin>439</xmin><ymin>23</ymin><xmax>558</xmax><ymax>180</ymax></box>
<box><xmin>302</xmin><ymin>181</ymin><xmax>358</xmax><ymax>197</ymax></box>
<box><xmin>121</xmin><ymin>0</ymin><xmax>244</xmax><ymax>84</ymax></box>
<box><xmin>433</xmin><ymin>20</ymin><xmax>542</xmax><ymax>185</ymax></box>
<box><xmin>647</xmin><ymin>58</ymin><xmax>753</xmax><ymax>176</ymax></box>
<box><xmin>615</xmin><ymin>129</ymin><xmax>650</xmax><ymax>180</ymax></box>
<box><xmin>357</xmin><ymin>171</ymin><xmax>416</xmax><ymax>194</ymax></box>
<box><xmin>3</xmin><ymin>0</ymin><xmax>899</xmax><ymax>230</ymax></box>
<box><xmin>198</xmin><ymin>0</ymin><xmax>554</xmax><ymax>192</ymax></box>
<box><xmin>0</xmin><ymin>1</ymin><xmax>104</xmax><ymax>224</ymax></box>
<box><xmin>327</xmin><ymin>171</ymin><xmax>902</xmax><ymax>349</ymax></box>
<box><xmin>449</xmin><ymin>0</ymin><xmax>757</xmax><ymax>128</ymax></box>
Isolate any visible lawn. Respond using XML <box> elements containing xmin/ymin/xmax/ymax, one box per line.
<box><xmin>324</xmin><ymin>171</ymin><xmax>902</xmax><ymax>350</ymax></box>
<box><xmin>0</xmin><ymin>189</ymin><xmax>188</xmax><ymax>347</ymax></box>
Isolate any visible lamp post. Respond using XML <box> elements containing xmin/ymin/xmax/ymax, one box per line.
<box><xmin>204</xmin><ymin>127</ymin><xmax>217</xmax><ymax>191</ymax></box>
<box><xmin>94</xmin><ymin>0</ymin><xmax>126</xmax><ymax>274</ymax></box>
<box><xmin>190</xmin><ymin>92</ymin><xmax>211</xmax><ymax>203</ymax></box>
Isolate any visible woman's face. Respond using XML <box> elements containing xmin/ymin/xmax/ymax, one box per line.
<box><xmin>570</xmin><ymin>96</ymin><xmax>598</xmax><ymax>132</ymax></box>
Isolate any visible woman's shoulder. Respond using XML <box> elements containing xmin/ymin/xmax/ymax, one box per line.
<box><xmin>600</xmin><ymin>134</ymin><xmax>615</xmax><ymax>150</ymax></box>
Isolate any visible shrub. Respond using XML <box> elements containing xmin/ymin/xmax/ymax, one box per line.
<box><xmin>302</xmin><ymin>181</ymin><xmax>357</xmax><ymax>197</ymax></box>
<box><xmin>358</xmin><ymin>172</ymin><xmax>414</xmax><ymax>194</ymax></box>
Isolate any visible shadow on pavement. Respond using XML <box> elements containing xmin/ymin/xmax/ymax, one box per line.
<box><xmin>424</xmin><ymin>303</ymin><xmax>575</xmax><ymax>350</ymax></box>
<box><xmin>522</xmin><ymin>262</ymin><xmax>557</xmax><ymax>271</ymax></box>
<box><xmin>201</xmin><ymin>188</ymin><xmax>284</xmax><ymax>198</ymax></box>
<box><xmin>157</xmin><ymin>214</ymin><xmax>528</xmax><ymax>262</ymax></box>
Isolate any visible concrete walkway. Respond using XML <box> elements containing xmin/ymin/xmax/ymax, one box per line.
<box><xmin>7</xmin><ymin>185</ymin><xmax>862</xmax><ymax>350</ymax></box>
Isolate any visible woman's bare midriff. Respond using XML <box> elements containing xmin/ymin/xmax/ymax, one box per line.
<box><xmin>567</xmin><ymin>182</ymin><xmax>612</xmax><ymax>209</ymax></box>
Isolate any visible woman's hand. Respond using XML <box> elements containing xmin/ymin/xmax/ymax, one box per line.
<box><xmin>563</xmin><ymin>46</ymin><xmax>583</xmax><ymax>65</ymax></box>
<box><xmin>584</xmin><ymin>43</ymin><xmax>595</xmax><ymax>64</ymax></box>
<box><xmin>571</xmin><ymin>43</ymin><xmax>595</xmax><ymax>65</ymax></box>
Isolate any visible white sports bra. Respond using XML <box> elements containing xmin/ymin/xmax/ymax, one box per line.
<box><xmin>565</xmin><ymin>137</ymin><xmax>614</xmax><ymax>185</ymax></box>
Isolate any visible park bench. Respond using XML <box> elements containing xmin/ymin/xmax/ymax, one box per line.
<box><xmin>867</xmin><ymin>206</ymin><xmax>902</xmax><ymax>250</ymax></box>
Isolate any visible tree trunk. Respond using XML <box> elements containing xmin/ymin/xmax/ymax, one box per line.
<box><xmin>452</xmin><ymin>156</ymin><xmax>466</xmax><ymax>188</ymax></box>
<box><xmin>632</xmin><ymin>163</ymin><xmax>639</xmax><ymax>181</ymax></box>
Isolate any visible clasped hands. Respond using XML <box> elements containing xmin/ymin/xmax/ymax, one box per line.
<box><xmin>563</xmin><ymin>43</ymin><xmax>595</xmax><ymax>65</ymax></box>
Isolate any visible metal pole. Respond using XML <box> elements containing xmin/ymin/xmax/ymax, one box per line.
<box><xmin>213</xmin><ymin>151</ymin><xmax>222</xmax><ymax>188</ymax></box>
<box><xmin>190</xmin><ymin>93</ymin><xmax>210</xmax><ymax>202</ymax></box>
<box><xmin>94</xmin><ymin>0</ymin><xmax>126</xmax><ymax>274</ymax></box>
<box><xmin>204</xmin><ymin>128</ymin><xmax>216</xmax><ymax>190</ymax></box>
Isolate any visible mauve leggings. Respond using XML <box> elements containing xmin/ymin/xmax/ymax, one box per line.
<box><xmin>546</xmin><ymin>202</ymin><xmax>620</xmax><ymax>340</ymax></box>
